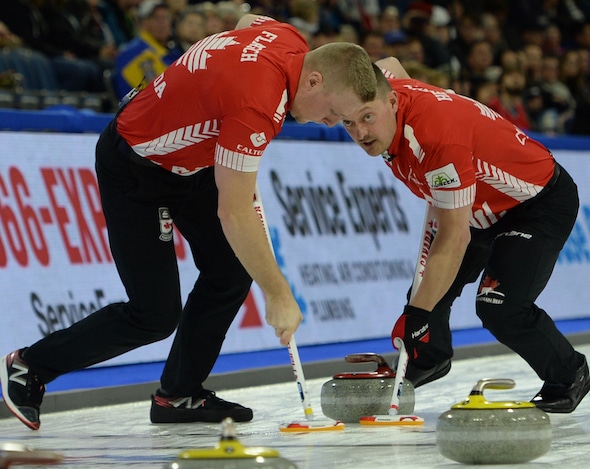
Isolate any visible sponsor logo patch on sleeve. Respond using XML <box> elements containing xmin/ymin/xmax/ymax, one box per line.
<box><xmin>425</xmin><ymin>163</ymin><xmax>461</xmax><ymax>189</ymax></box>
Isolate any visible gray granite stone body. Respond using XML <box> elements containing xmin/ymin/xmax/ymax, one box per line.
<box><xmin>320</xmin><ymin>378</ymin><xmax>415</xmax><ymax>422</ymax></box>
<box><xmin>436</xmin><ymin>407</ymin><xmax>552</xmax><ymax>464</ymax></box>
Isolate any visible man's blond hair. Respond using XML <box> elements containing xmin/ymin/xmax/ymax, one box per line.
<box><xmin>373</xmin><ymin>63</ymin><xmax>393</xmax><ymax>100</ymax></box>
<box><xmin>305</xmin><ymin>42</ymin><xmax>377</xmax><ymax>102</ymax></box>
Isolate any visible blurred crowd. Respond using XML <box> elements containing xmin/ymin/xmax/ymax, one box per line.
<box><xmin>0</xmin><ymin>0</ymin><xmax>589</xmax><ymax>135</ymax></box>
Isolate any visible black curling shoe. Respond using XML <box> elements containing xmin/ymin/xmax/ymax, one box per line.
<box><xmin>531</xmin><ymin>356</ymin><xmax>590</xmax><ymax>413</ymax></box>
<box><xmin>405</xmin><ymin>358</ymin><xmax>451</xmax><ymax>388</ymax></box>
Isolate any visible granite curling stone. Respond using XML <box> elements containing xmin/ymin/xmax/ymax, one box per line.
<box><xmin>436</xmin><ymin>378</ymin><xmax>551</xmax><ymax>465</ymax></box>
<box><xmin>165</xmin><ymin>418</ymin><xmax>297</xmax><ymax>469</ymax></box>
<box><xmin>320</xmin><ymin>353</ymin><xmax>415</xmax><ymax>422</ymax></box>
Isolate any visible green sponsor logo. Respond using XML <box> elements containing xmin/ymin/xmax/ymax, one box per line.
<box><xmin>431</xmin><ymin>172</ymin><xmax>456</xmax><ymax>188</ymax></box>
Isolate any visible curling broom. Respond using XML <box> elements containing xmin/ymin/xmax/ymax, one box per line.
<box><xmin>252</xmin><ymin>184</ymin><xmax>344</xmax><ymax>433</ymax></box>
<box><xmin>359</xmin><ymin>204</ymin><xmax>437</xmax><ymax>426</ymax></box>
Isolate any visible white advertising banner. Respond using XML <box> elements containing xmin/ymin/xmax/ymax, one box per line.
<box><xmin>0</xmin><ymin>132</ymin><xmax>588</xmax><ymax>367</ymax></box>
<box><xmin>253</xmin><ymin>141</ymin><xmax>422</xmax><ymax>349</ymax></box>
<box><xmin>254</xmin><ymin>146</ymin><xmax>590</xmax><ymax>346</ymax></box>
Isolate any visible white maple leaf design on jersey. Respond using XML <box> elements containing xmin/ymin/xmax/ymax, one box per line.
<box><xmin>178</xmin><ymin>33</ymin><xmax>240</xmax><ymax>72</ymax></box>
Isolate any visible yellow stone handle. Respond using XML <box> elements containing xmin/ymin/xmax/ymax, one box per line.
<box><xmin>451</xmin><ymin>378</ymin><xmax>537</xmax><ymax>409</ymax></box>
<box><xmin>471</xmin><ymin>378</ymin><xmax>515</xmax><ymax>393</ymax></box>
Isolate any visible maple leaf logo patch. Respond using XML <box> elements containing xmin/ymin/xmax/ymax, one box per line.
<box><xmin>476</xmin><ymin>275</ymin><xmax>505</xmax><ymax>304</ymax></box>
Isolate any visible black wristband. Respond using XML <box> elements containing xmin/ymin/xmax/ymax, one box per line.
<box><xmin>404</xmin><ymin>305</ymin><xmax>430</xmax><ymax>315</ymax></box>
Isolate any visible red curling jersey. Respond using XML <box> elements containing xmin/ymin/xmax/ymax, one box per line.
<box><xmin>116</xmin><ymin>17</ymin><xmax>308</xmax><ymax>176</ymax></box>
<box><xmin>385</xmin><ymin>78</ymin><xmax>555</xmax><ymax>229</ymax></box>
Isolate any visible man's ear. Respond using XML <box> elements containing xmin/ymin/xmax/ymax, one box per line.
<box><xmin>389</xmin><ymin>90</ymin><xmax>399</xmax><ymax>112</ymax></box>
<box><xmin>305</xmin><ymin>71</ymin><xmax>323</xmax><ymax>91</ymax></box>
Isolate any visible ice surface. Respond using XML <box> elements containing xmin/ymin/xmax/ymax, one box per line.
<box><xmin>1</xmin><ymin>344</ymin><xmax>590</xmax><ymax>468</ymax></box>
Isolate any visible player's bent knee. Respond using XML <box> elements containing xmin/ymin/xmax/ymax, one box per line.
<box><xmin>476</xmin><ymin>302</ymin><xmax>526</xmax><ymax>340</ymax></box>
<box><xmin>127</xmin><ymin>304</ymin><xmax>182</xmax><ymax>342</ymax></box>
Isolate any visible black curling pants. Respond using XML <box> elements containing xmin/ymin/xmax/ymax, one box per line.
<box><xmin>23</xmin><ymin>120</ymin><xmax>253</xmax><ymax>396</ymax></box>
<box><xmin>413</xmin><ymin>163</ymin><xmax>583</xmax><ymax>384</ymax></box>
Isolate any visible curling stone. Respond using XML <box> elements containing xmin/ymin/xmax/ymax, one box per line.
<box><xmin>320</xmin><ymin>353</ymin><xmax>415</xmax><ymax>422</ymax></box>
<box><xmin>164</xmin><ymin>418</ymin><xmax>297</xmax><ymax>469</ymax></box>
<box><xmin>436</xmin><ymin>378</ymin><xmax>551</xmax><ymax>465</ymax></box>
<box><xmin>0</xmin><ymin>442</ymin><xmax>63</xmax><ymax>468</ymax></box>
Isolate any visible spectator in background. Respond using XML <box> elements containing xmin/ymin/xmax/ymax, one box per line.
<box><xmin>402</xmin><ymin>1</ymin><xmax>450</xmax><ymax>70</ymax></box>
<box><xmin>430</xmin><ymin>4</ymin><xmax>453</xmax><ymax>44</ymax></box>
<box><xmin>171</xmin><ymin>6</ymin><xmax>206</xmax><ymax>54</ymax></box>
<box><xmin>0</xmin><ymin>0</ymin><xmax>587</xmax><ymax>136</ymax></box>
<box><xmin>166</xmin><ymin>0</ymin><xmax>188</xmax><ymax>26</ymax></box>
<box><xmin>520</xmin><ymin>20</ymin><xmax>547</xmax><ymax>50</ymax></box>
<box><xmin>216</xmin><ymin>1</ymin><xmax>245</xmax><ymax>31</ymax></box>
<box><xmin>563</xmin><ymin>48</ymin><xmax>590</xmax><ymax>135</ymax></box>
<box><xmin>522</xmin><ymin>43</ymin><xmax>544</xmax><ymax>86</ymax></box>
<box><xmin>488</xmin><ymin>68</ymin><xmax>531</xmax><ymax>131</ymax></box>
<box><xmin>309</xmin><ymin>26</ymin><xmax>339</xmax><ymax>50</ymax></box>
<box><xmin>338</xmin><ymin>23</ymin><xmax>359</xmax><ymax>45</ymax></box>
<box><xmin>76</xmin><ymin>0</ymin><xmax>119</xmax><ymax>59</ymax></box>
<box><xmin>0</xmin><ymin>21</ymin><xmax>22</xmax><ymax>50</ymax></box>
<box><xmin>0</xmin><ymin>20</ymin><xmax>59</xmax><ymax>91</ymax></box>
<box><xmin>197</xmin><ymin>2</ymin><xmax>226</xmax><ymax>35</ymax></box>
<box><xmin>544</xmin><ymin>0</ymin><xmax>586</xmax><ymax>47</ymax></box>
<box><xmin>538</xmin><ymin>54</ymin><xmax>576</xmax><ymax>134</ymax></box>
<box><xmin>507</xmin><ymin>0</ymin><xmax>575</xmax><ymax>49</ymax></box>
<box><xmin>499</xmin><ymin>48</ymin><xmax>524</xmax><ymax>73</ymax></box>
<box><xmin>361</xmin><ymin>30</ymin><xmax>386</xmax><ymax>62</ymax></box>
<box><xmin>446</xmin><ymin>0</ymin><xmax>464</xmax><ymax>32</ymax></box>
<box><xmin>403</xmin><ymin>60</ymin><xmax>451</xmax><ymax>89</ymax></box>
<box><xmin>112</xmin><ymin>0</ymin><xmax>181</xmax><ymax>99</ymax></box>
<box><xmin>245</xmin><ymin>0</ymin><xmax>290</xmax><ymax>21</ymax></box>
<box><xmin>378</xmin><ymin>6</ymin><xmax>406</xmax><ymax>55</ymax></box>
<box><xmin>472</xmin><ymin>78</ymin><xmax>498</xmax><ymax>107</ymax></box>
<box><xmin>1</xmin><ymin>0</ymin><xmax>109</xmax><ymax>93</ymax></box>
<box><xmin>379</xmin><ymin>5</ymin><xmax>402</xmax><ymax>40</ymax></box>
<box><xmin>288</xmin><ymin>0</ymin><xmax>320</xmax><ymax>42</ymax></box>
<box><xmin>543</xmin><ymin>23</ymin><xmax>564</xmax><ymax>57</ymax></box>
<box><xmin>523</xmin><ymin>84</ymin><xmax>546</xmax><ymax>132</ymax></box>
<box><xmin>481</xmin><ymin>11</ymin><xmax>508</xmax><ymax>67</ymax></box>
<box><xmin>317</xmin><ymin>0</ymin><xmax>346</xmax><ymax>35</ymax></box>
<box><xmin>429</xmin><ymin>4</ymin><xmax>457</xmax><ymax>77</ymax></box>
<box><xmin>401</xmin><ymin>1</ymin><xmax>432</xmax><ymax>32</ymax></box>
<box><xmin>383</xmin><ymin>29</ymin><xmax>407</xmax><ymax>62</ymax></box>
<box><xmin>337</xmin><ymin>0</ymin><xmax>380</xmax><ymax>34</ymax></box>
<box><xmin>449</xmin><ymin>13</ymin><xmax>484</xmax><ymax>69</ymax></box>
<box><xmin>53</xmin><ymin>0</ymin><xmax>119</xmax><ymax>88</ymax></box>
<box><xmin>402</xmin><ymin>61</ymin><xmax>432</xmax><ymax>83</ymax></box>
<box><xmin>560</xmin><ymin>48</ymin><xmax>583</xmax><ymax>89</ymax></box>
<box><xmin>571</xmin><ymin>20</ymin><xmax>590</xmax><ymax>50</ymax></box>
<box><xmin>98</xmin><ymin>0</ymin><xmax>142</xmax><ymax>48</ymax></box>
<box><xmin>404</xmin><ymin>36</ymin><xmax>426</xmax><ymax>65</ymax></box>
<box><xmin>461</xmin><ymin>39</ymin><xmax>501</xmax><ymax>97</ymax></box>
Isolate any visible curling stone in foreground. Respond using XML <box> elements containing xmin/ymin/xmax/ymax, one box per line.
<box><xmin>164</xmin><ymin>418</ymin><xmax>296</xmax><ymax>469</ymax></box>
<box><xmin>0</xmin><ymin>442</ymin><xmax>63</xmax><ymax>468</ymax></box>
<box><xmin>320</xmin><ymin>353</ymin><xmax>415</xmax><ymax>422</ymax></box>
<box><xmin>437</xmin><ymin>378</ymin><xmax>551</xmax><ymax>465</ymax></box>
